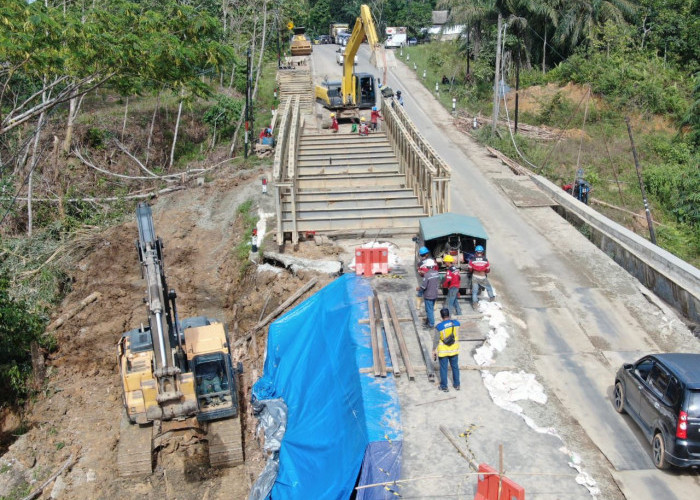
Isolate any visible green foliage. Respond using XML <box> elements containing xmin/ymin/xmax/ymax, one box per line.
<box><xmin>0</xmin><ymin>0</ymin><xmax>234</xmax><ymax>131</ymax></box>
<box><xmin>643</xmin><ymin>141</ymin><xmax>700</xmax><ymax>228</ymax></box>
<box><xmin>85</xmin><ymin>128</ymin><xmax>113</xmax><ymax>149</ymax></box>
<box><xmin>534</xmin><ymin>91</ymin><xmax>578</xmax><ymax>127</ymax></box>
<box><xmin>635</xmin><ymin>0</ymin><xmax>700</xmax><ymax>74</ymax></box>
<box><xmin>203</xmin><ymin>95</ymin><xmax>244</xmax><ymax>140</ymax></box>
<box><xmin>308</xmin><ymin>0</ymin><xmax>332</xmax><ymax>35</ymax></box>
<box><xmin>654</xmin><ymin>223</ymin><xmax>700</xmax><ymax>264</ymax></box>
<box><xmin>548</xmin><ymin>50</ymin><xmax>690</xmax><ymax>118</ymax></box>
<box><xmin>682</xmin><ymin>72</ymin><xmax>700</xmax><ymax>146</ymax></box>
<box><xmin>0</xmin><ymin>273</ymin><xmax>48</xmax><ymax>405</ymax></box>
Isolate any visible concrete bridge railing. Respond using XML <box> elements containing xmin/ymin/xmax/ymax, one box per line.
<box><xmin>531</xmin><ymin>173</ymin><xmax>700</xmax><ymax>326</ymax></box>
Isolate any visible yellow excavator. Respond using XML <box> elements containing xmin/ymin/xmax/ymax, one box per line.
<box><xmin>116</xmin><ymin>202</ymin><xmax>243</xmax><ymax>476</ymax></box>
<box><xmin>315</xmin><ymin>4</ymin><xmax>385</xmax><ymax>117</ymax></box>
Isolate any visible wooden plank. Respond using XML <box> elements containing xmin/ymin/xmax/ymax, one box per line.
<box><xmin>372</xmin><ymin>293</ymin><xmax>387</xmax><ymax>377</ymax></box>
<box><xmin>359</xmin><ymin>317</ymin><xmax>411</xmax><ymax>324</ymax></box>
<box><xmin>359</xmin><ymin>364</ymin><xmax>515</xmax><ymax>374</ymax></box>
<box><xmin>379</xmin><ymin>299</ymin><xmax>401</xmax><ymax>378</ymax></box>
<box><xmin>367</xmin><ymin>297</ymin><xmax>381</xmax><ymax>377</ymax></box>
<box><xmin>407</xmin><ymin>298</ymin><xmax>435</xmax><ymax>382</ymax></box>
<box><xmin>387</xmin><ymin>297</ymin><xmax>415</xmax><ymax>381</ymax></box>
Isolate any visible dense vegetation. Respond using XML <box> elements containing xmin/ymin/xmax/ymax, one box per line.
<box><xmin>0</xmin><ymin>0</ymin><xmax>698</xmax><ymax>405</ymax></box>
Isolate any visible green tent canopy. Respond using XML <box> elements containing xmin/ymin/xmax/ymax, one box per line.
<box><xmin>418</xmin><ymin>213</ymin><xmax>489</xmax><ymax>242</ymax></box>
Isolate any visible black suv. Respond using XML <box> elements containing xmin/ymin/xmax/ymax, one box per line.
<box><xmin>614</xmin><ymin>353</ymin><xmax>700</xmax><ymax>469</ymax></box>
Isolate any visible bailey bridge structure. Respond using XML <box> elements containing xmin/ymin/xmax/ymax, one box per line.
<box><xmin>272</xmin><ymin>69</ymin><xmax>451</xmax><ymax>247</ymax></box>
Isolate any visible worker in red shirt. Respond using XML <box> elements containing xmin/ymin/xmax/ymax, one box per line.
<box><xmin>467</xmin><ymin>245</ymin><xmax>495</xmax><ymax>309</ymax></box>
<box><xmin>442</xmin><ymin>254</ymin><xmax>462</xmax><ymax>315</ymax></box>
<box><xmin>358</xmin><ymin>117</ymin><xmax>370</xmax><ymax>136</ymax></box>
<box><xmin>370</xmin><ymin>106</ymin><xmax>382</xmax><ymax>131</ymax></box>
<box><xmin>330</xmin><ymin>112</ymin><xmax>339</xmax><ymax>133</ymax></box>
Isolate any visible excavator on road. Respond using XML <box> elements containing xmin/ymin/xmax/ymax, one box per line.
<box><xmin>117</xmin><ymin>202</ymin><xmax>243</xmax><ymax>476</ymax></box>
<box><xmin>315</xmin><ymin>4</ymin><xmax>385</xmax><ymax>118</ymax></box>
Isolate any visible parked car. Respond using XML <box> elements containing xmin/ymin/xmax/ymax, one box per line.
<box><xmin>335</xmin><ymin>48</ymin><xmax>357</xmax><ymax>65</ymax></box>
<box><xmin>613</xmin><ymin>353</ymin><xmax>700</xmax><ymax>469</ymax></box>
<box><xmin>318</xmin><ymin>35</ymin><xmax>332</xmax><ymax>44</ymax></box>
<box><xmin>336</xmin><ymin>32</ymin><xmax>350</xmax><ymax>46</ymax></box>
<box><xmin>407</xmin><ymin>37</ymin><xmax>418</xmax><ymax>46</ymax></box>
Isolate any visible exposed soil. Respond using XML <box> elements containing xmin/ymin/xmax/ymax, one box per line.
<box><xmin>0</xmin><ymin>170</ymin><xmax>336</xmax><ymax>500</ymax></box>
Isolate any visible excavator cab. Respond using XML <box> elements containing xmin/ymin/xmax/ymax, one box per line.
<box><xmin>356</xmin><ymin>73</ymin><xmax>376</xmax><ymax>108</ymax></box>
<box><xmin>192</xmin><ymin>352</ymin><xmax>237</xmax><ymax>422</ymax></box>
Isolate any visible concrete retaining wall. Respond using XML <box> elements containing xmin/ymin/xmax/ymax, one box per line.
<box><xmin>529</xmin><ymin>174</ymin><xmax>700</xmax><ymax>325</ymax></box>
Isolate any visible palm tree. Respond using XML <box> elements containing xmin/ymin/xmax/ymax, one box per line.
<box><xmin>555</xmin><ymin>0</ymin><xmax>636</xmax><ymax>51</ymax></box>
<box><xmin>440</xmin><ymin>0</ymin><xmax>546</xmax><ymax>130</ymax></box>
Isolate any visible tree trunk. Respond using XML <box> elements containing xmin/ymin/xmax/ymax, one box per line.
<box><xmin>222</xmin><ymin>0</ymin><xmax>228</xmax><ymax>34</ymax></box>
<box><xmin>491</xmin><ymin>13</ymin><xmax>503</xmax><ymax>134</ymax></box>
<box><xmin>52</xmin><ymin>135</ymin><xmax>65</xmax><ymax>221</ymax></box>
<box><xmin>228</xmin><ymin>62</ymin><xmax>236</xmax><ymax>89</ymax></box>
<box><xmin>27</xmin><ymin>102</ymin><xmax>47</xmax><ymax>236</ymax></box>
<box><xmin>169</xmin><ymin>98</ymin><xmax>183</xmax><ymax>170</ymax></box>
<box><xmin>121</xmin><ymin>97</ymin><xmax>129</xmax><ymax>141</ymax></box>
<box><xmin>62</xmin><ymin>93</ymin><xmax>77</xmax><ymax>154</ymax></box>
<box><xmin>252</xmin><ymin>0</ymin><xmax>269</xmax><ymax>102</ymax></box>
<box><xmin>542</xmin><ymin>26</ymin><xmax>546</xmax><ymax>74</ymax></box>
<box><xmin>145</xmin><ymin>91</ymin><xmax>160</xmax><ymax>167</ymax></box>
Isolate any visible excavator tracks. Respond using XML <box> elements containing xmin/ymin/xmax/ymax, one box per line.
<box><xmin>207</xmin><ymin>416</ymin><xmax>244</xmax><ymax>467</ymax></box>
<box><xmin>117</xmin><ymin>412</ymin><xmax>153</xmax><ymax>477</ymax></box>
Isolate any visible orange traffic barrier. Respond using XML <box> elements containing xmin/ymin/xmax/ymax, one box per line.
<box><xmin>354</xmin><ymin>247</ymin><xmax>389</xmax><ymax>276</ymax></box>
<box><xmin>474</xmin><ymin>463</ymin><xmax>525</xmax><ymax>500</ymax></box>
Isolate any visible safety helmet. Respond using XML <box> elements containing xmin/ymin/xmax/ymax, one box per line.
<box><xmin>443</xmin><ymin>255</ymin><xmax>454</xmax><ymax>263</ymax></box>
<box><xmin>372</xmin><ymin>106</ymin><xmax>377</xmax><ymax>111</ymax></box>
<box><xmin>361</xmin><ymin>117</ymin><xmax>366</xmax><ymax>122</ymax></box>
<box><xmin>419</xmin><ymin>246</ymin><xmax>429</xmax><ymax>256</ymax></box>
<box><xmin>396</xmin><ymin>90</ymin><xmax>402</xmax><ymax>96</ymax></box>
<box><xmin>330</xmin><ymin>113</ymin><xmax>335</xmax><ymax>117</ymax></box>
<box><xmin>475</xmin><ymin>245</ymin><xmax>484</xmax><ymax>253</ymax></box>
<box><xmin>423</xmin><ymin>259</ymin><xmax>435</xmax><ymax>268</ymax></box>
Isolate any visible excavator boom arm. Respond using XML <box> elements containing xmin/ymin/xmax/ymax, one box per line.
<box><xmin>341</xmin><ymin>4</ymin><xmax>382</xmax><ymax>105</ymax></box>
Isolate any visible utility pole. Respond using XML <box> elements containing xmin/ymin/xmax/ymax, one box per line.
<box><xmin>466</xmin><ymin>24</ymin><xmax>470</xmax><ymax>77</ymax></box>
<box><xmin>491</xmin><ymin>14</ymin><xmax>503</xmax><ymax>134</ymax></box>
<box><xmin>515</xmin><ymin>38</ymin><xmax>520</xmax><ymax>133</ymax></box>
<box><xmin>625</xmin><ymin>117</ymin><xmax>657</xmax><ymax>244</ymax></box>
<box><xmin>276</xmin><ymin>1</ymin><xmax>281</xmax><ymax>68</ymax></box>
<box><xmin>244</xmin><ymin>47</ymin><xmax>252</xmax><ymax>158</ymax></box>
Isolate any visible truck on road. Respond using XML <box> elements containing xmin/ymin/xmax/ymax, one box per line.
<box><xmin>385</xmin><ymin>26</ymin><xmax>407</xmax><ymax>48</ymax></box>
<box><xmin>330</xmin><ymin>22</ymin><xmax>349</xmax><ymax>44</ymax></box>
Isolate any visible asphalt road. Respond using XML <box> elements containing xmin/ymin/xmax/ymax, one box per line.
<box><xmin>310</xmin><ymin>43</ymin><xmax>700</xmax><ymax>499</ymax></box>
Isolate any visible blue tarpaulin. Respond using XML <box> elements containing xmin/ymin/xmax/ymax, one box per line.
<box><xmin>252</xmin><ymin>274</ymin><xmax>402</xmax><ymax>499</ymax></box>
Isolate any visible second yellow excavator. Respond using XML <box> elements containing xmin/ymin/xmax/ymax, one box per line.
<box><xmin>315</xmin><ymin>4</ymin><xmax>385</xmax><ymax>117</ymax></box>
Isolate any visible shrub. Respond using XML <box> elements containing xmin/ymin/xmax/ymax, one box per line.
<box><xmin>203</xmin><ymin>94</ymin><xmax>244</xmax><ymax>141</ymax></box>
<box><xmin>0</xmin><ymin>273</ymin><xmax>48</xmax><ymax>405</ymax></box>
<box><xmin>85</xmin><ymin>127</ymin><xmax>113</xmax><ymax>148</ymax></box>
<box><xmin>548</xmin><ymin>51</ymin><xmax>690</xmax><ymax>119</ymax></box>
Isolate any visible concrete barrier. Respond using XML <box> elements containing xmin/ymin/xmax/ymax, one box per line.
<box><xmin>529</xmin><ymin>173</ymin><xmax>700</xmax><ymax>326</ymax></box>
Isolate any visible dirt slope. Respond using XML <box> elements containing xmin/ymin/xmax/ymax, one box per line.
<box><xmin>0</xmin><ymin>171</ymin><xmax>334</xmax><ymax>500</ymax></box>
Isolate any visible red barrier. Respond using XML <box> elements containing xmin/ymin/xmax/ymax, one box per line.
<box><xmin>474</xmin><ymin>463</ymin><xmax>525</xmax><ymax>500</ymax></box>
<box><xmin>354</xmin><ymin>247</ymin><xmax>389</xmax><ymax>276</ymax></box>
